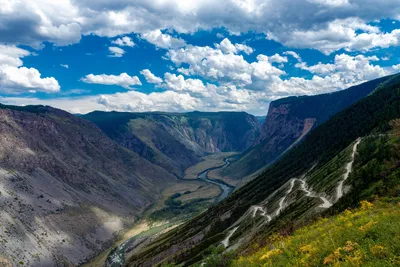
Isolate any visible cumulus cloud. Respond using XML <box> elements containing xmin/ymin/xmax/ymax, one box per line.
<box><xmin>112</xmin><ymin>36</ymin><xmax>135</xmax><ymax>47</ymax></box>
<box><xmin>163</xmin><ymin>73</ymin><xmax>208</xmax><ymax>97</ymax></box>
<box><xmin>141</xmin><ymin>30</ymin><xmax>186</xmax><ymax>49</ymax></box>
<box><xmin>296</xmin><ymin>54</ymin><xmax>385</xmax><ymax>79</ymax></box>
<box><xmin>268</xmin><ymin>54</ymin><xmax>288</xmax><ymax>63</ymax></box>
<box><xmin>0</xmin><ymin>83</ymin><xmax>271</xmax><ymax>115</ymax></box>
<box><xmin>140</xmin><ymin>69</ymin><xmax>163</xmax><ymax>84</ymax></box>
<box><xmin>270</xmin><ymin>18</ymin><xmax>400</xmax><ymax>54</ymax></box>
<box><xmin>283</xmin><ymin>51</ymin><xmax>302</xmax><ymax>62</ymax></box>
<box><xmin>96</xmin><ymin>90</ymin><xmax>200</xmax><ymax>112</ymax></box>
<box><xmin>272</xmin><ymin>54</ymin><xmax>391</xmax><ymax>95</ymax></box>
<box><xmin>2</xmin><ymin>0</ymin><xmax>400</xmax><ymax>55</ymax></box>
<box><xmin>0</xmin><ymin>0</ymin><xmax>81</xmax><ymax>48</ymax></box>
<box><xmin>81</xmin><ymin>73</ymin><xmax>142</xmax><ymax>89</ymax></box>
<box><xmin>167</xmin><ymin>39</ymin><xmax>398</xmax><ymax>97</ymax></box>
<box><xmin>0</xmin><ymin>44</ymin><xmax>60</xmax><ymax>93</ymax></box>
<box><xmin>2</xmin><ymin>0</ymin><xmax>400</xmax><ymax>114</ymax></box>
<box><xmin>60</xmin><ymin>64</ymin><xmax>69</xmax><ymax>69</ymax></box>
<box><xmin>215</xmin><ymin>38</ymin><xmax>254</xmax><ymax>55</ymax></box>
<box><xmin>167</xmin><ymin>41</ymin><xmax>285</xmax><ymax>88</ymax></box>
<box><xmin>108</xmin><ymin>46</ymin><xmax>125</xmax><ymax>57</ymax></box>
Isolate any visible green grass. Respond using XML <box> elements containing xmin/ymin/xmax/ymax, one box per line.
<box><xmin>232</xmin><ymin>199</ymin><xmax>400</xmax><ymax>267</ymax></box>
<box><xmin>148</xmin><ymin>193</ymin><xmax>212</xmax><ymax>222</ymax></box>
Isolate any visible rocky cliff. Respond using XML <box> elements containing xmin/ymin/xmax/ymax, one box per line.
<box><xmin>0</xmin><ymin>105</ymin><xmax>176</xmax><ymax>266</ymax></box>
<box><xmin>82</xmin><ymin>111</ymin><xmax>261</xmax><ymax>176</ymax></box>
<box><xmin>213</xmin><ymin>75</ymin><xmax>394</xmax><ymax>182</ymax></box>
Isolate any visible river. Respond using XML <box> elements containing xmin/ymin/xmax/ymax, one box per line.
<box><xmin>197</xmin><ymin>158</ymin><xmax>235</xmax><ymax>202</ymax></box>
<box><xmin>104</xmin><ymin>157</ymin><xmax>235</xmax><ymax>267</ymax></box>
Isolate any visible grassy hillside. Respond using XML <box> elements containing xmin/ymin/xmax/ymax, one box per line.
<box><xmin>232</xmin><ymin>199</ymin><xmax>400</xmax><ymax>267</ymax></box>
<box><xmin>198</xmin><ymin>120</ymin><xmax>400</xmax><ymax>266</ymax></box>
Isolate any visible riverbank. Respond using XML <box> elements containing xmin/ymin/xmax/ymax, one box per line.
<box><xmin>84</xmin><ymin>152</ymin><xmax>237</xmax><ymax>266</ymax></box>
<box><xmin>184</xmin><ymin>152</ymin><xmax>238</xmax><ymax>180</ymax></box>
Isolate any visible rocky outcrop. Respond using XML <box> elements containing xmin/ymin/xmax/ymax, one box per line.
<box><xmin>0</xmin><ymin>105</ymin><xmax>176</xmax><ymax>266</ymax></box>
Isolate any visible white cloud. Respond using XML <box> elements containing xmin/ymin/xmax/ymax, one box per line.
<box><xmin>141</xmin><ymin>29</ymin><xmax>186</xmax><ymax>49</ymax></box>
<box><xmin>163</xmin><ymin>73</ymin><xmax>208</xmax><ymax>97</ymax></box>
<box><xmin>2</xmin><ymin>0</ymin><xmax>400</xmax><ymax>115</ymax></box>
<box><xmin>167</xmin><ymin>40</ymin><xmax>396</xmax><ymax>98</ymax></box>
<box><xmin>269</xmin><ymin>18</ymin><xmax>400</xmax><ymax>54</ymax></box>
<box><xmin>3</xmin><ymin>51</ymin><xmax>399</xmax><ymax>115</ymax></box>
<box><xmin>215</xmin><ymin>38</ymin><xmax>254</xmax><ymax>55</ymax></box>
<box><xmin>167</xmin><ymin>42</ymin><xmax>285</xmax><ymax>88</ymax></box>
<box><xmin>269</xmin><ymin>54</ymin><xmax>288</xmax><ymax>64</ymax></box>
<box><xmin>0</xmin><ymin>83</ymin><xmax>271</xmax><ymax>115</ymax></box>
<box><xmin>0</xmin><ymin>0</ymin><xmax>81</xmax><ymax>48</ymax></box>
<box><xmin>112</xmin><ymin>36</ymin><xmax>135</xmax><ymax>47</ymax></box>
<box><xmin>81</xmin><ymin>73</ymin><xmax>142</xmax><ymax>89</ymax></box>
<box><xmin>393</xmin><ymin>64</ymin><xmax>400</xmax><ymax>72</ymax></box>
<box><xmin>283</xmin><ymin>51</ymin><xmax>302</xmax><ymax>62</ymax></box>
<box><xmin>140</xmin><ymin>69</ymin><xmax>163</xmax><ymax>84</ymax></box>
<box><xmin>272</xmin><ymin>53</ymin><xmax>392</xmax><ymax>96</ymax></box>
<box><xmin>2</xmin><ymin>0</ymin><xmax>400</xmax><ymax>55</ymax></box>
<box><xmin>0</xmin><ymin>44</ymin><xmax>60</xmax><ymax>93</ymax></box>
<box><xmin>108</xmin><ymin>46</ymin><xmax>125</xmax><ymax>57</ymax></box>
<box><xmin>297</xmin><ymin>54</ymin><xmax>385</xmax><ymax>79</ymax></box>
<box><xmin>60</xmin><ymin>64</ymin><xmax>69</xmax><ymax>69</ymax></box>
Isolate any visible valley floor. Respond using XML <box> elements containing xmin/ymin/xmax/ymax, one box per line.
<box><xmin>83</xmin><ymin>152</ymin><xmax>237</xmax><ymax>266</ymax></box>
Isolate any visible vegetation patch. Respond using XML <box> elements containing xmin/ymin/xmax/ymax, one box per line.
<box><xmin>149</xmin><ymin>193</ymin><xmax>212</xmax><ymax>222</ymax></box>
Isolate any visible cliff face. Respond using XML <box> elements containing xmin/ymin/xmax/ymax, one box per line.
<box><xmin>0</xmin><ymin>105</ymin><xmax>176</xmax><ymax>266</ymax></box>
<box><xmin>215</xmin><ymin>75</ymin><xmax>394</xmax><ymax>181</ymax></box>
<box><xmin>82</xmin><ymin>111</ymin><xmax>261</xmax><ymax>176</ymax></box>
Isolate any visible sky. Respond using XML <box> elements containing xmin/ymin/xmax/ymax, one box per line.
<box><xmin>0</xmin><ymin>0</ymin><xmax>400</xmax><ymax>115</ymax></box>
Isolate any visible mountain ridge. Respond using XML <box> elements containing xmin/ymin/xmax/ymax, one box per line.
<box><xmin>82</xmin><ymin>111</ymin><xmax>261</xmax><ymax>177</ymax></box>
<box><xmin>0</xmin><ymin>104</ymin><xmax>177</xmax><ymax>266</ymax></box>
<box><xmin>213</xmin><ymin>75</ymin><xmax>395</xmax><ymax>182</ymax></box>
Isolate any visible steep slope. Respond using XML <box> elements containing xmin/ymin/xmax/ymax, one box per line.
<box><xmin>214</xmin><ymin>75</ymin><xmax>395</xmax><ymax>181</ymax></box>
<box><xmin>124</xmin><ymin>74</ymin><xmax>400</xmax><ymax>266</ymax></box>
<box><xmin>82</xmin><ymin>111</ymin><xmax>260</xmax><ymax>176</ymax></box>
<box><xmin>0</xmin><ymin>105</ymin><xmax>177</xmax><ymax>266</ymax></box>
<box><xmin>232</xmin><ymin>199</ymin><xmax>400</xmax><ymax>266</ymax></box>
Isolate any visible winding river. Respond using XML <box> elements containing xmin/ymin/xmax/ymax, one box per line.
<box><xmin>196</xmin><ymin>158</ymin><xmax>235</xmax><ymax>202</ymax></box>
<box><xmin>104</xmin><ymin>157</ymin><xmax>235</xmax><ymax>267</ymax></box>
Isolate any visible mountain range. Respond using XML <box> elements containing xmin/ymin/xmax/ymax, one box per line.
<box><xmin>81</xmin><ymin>111</ymin><xmax>260</xmax><ymax>177</ymax></box>
<box><xmin>123</xmin><ymin>74</ymin><xmax>400</xmax><ymax>266</ymax></box>
<box><xmin>0</xmin><ymin>74</ymin><xmax>399</xmax><ymax>266</ymax></box>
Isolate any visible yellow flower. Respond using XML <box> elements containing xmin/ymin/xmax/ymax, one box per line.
<box><xmin>343</xmin><ymin>241</ymin><xmax>358</xmax><ymax>253</ymax></box>
<box><xmin>260</xmin><ymin>249</ymin><xmax>283</xmax><ymax>260</ymax></box>
<box><xmin>299</xmin><ymin>244</ymin><xmax>315</xmax><ymax>254</ymax></box>
<box><xmin>344</xmin><ymin>209</ymin><xmax>353</xmax><ymax>216</ymax></box>
<box><xmin>370</xmin><ymin>245</ymin><xmax>388</xmax><ymax>258</ymax></box>
<box><xmin>359</xmin><ymin>220</ymin><xmax>377</xmax><ymax>231</ymax></box>
<box><xmin>333</xmin><ymin>247</ymin><xmax>342</xmax><ymax>257</ymax></box>
<box><xmin>360</xmin><ymin>200</ymin><xmax>374</xmax><ymax>210</ymax></box>
<box><xmin>323</xmin><ymin>253</ymin><xmax>336</xmax><ymax>265</ymax></box>
<box><xmin>346</xmin><ymin>250</ymin><xmax>363</xmax><ymax>266</ymax></box>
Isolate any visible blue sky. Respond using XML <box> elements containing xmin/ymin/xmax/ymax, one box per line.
<box><xmin>0</xmin><ymin>0</ymin><xmax>400</xmax><ymax>115</ymax></box>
